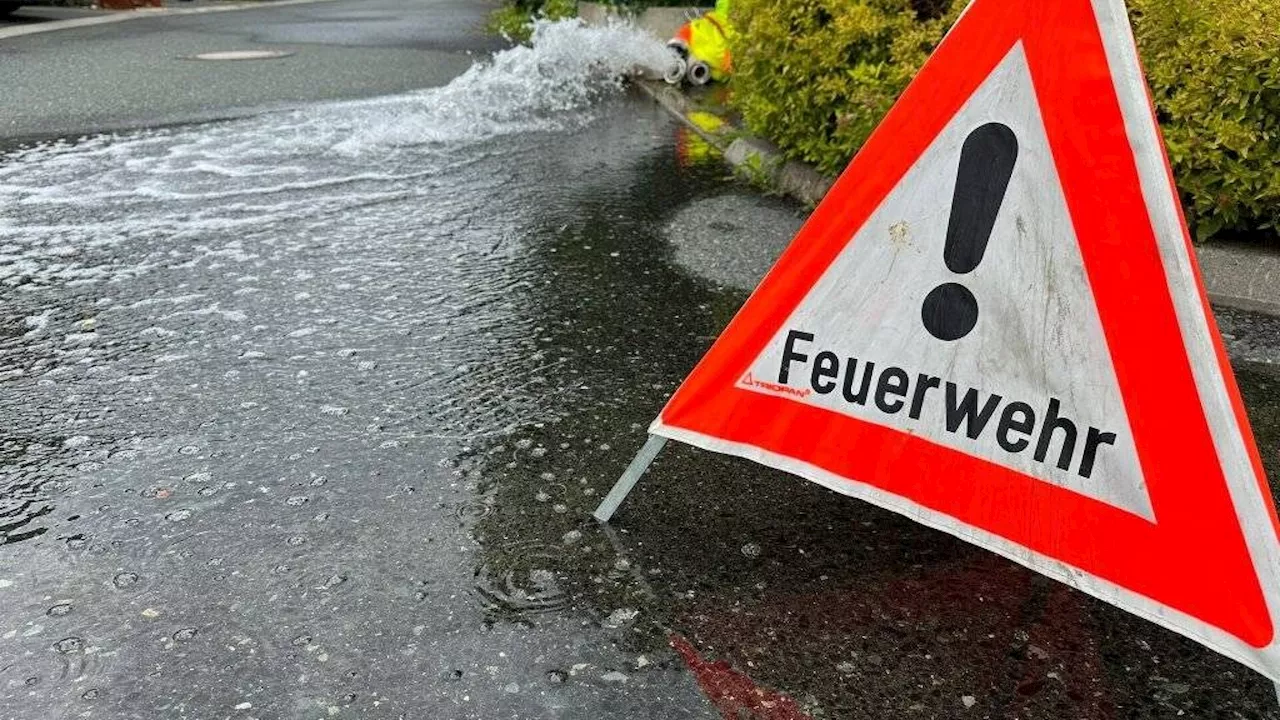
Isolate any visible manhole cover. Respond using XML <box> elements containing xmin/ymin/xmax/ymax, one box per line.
<box><xmin>189</xmin><ymin>50</ymin><xmax>294</xmax><ymax>61</ymax></box>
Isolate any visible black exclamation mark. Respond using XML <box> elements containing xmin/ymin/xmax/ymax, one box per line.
<box><xmin>921</xmin><ymin>123</ymin><xmax>1019</xmax><ymax>341</ymax></box>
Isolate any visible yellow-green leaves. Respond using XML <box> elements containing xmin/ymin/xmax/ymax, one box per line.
<box><xmin>729</xmin><ymin>0</ymin><xmax>957</xmax><ymax>175</ymax></box>
<box><xmin>1130</xmin><ymin>0</ymin><xmax>1280</xmax><ymax>238</ymax></box>
<box><xmin>729</xmin><ymin>0</ymin><xmax>1280</xmax><ymax>240</ymax></box>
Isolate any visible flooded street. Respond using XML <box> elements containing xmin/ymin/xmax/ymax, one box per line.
<box><xmin>2</xmin><ymin>18</ymin><xmax>1280</xmax><ymax>720</ymax></box>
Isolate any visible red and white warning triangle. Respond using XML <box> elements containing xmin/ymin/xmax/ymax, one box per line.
<box><xmin>652</xmin><ymin>0</ymin><xmax>1280</xmax><ymax>681</ymax></box>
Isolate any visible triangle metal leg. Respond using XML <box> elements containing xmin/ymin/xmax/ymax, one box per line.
<box><xmin>592</xmin><ymin>434</ymin><xmax>668</xmax><ymax>523</ymax></box>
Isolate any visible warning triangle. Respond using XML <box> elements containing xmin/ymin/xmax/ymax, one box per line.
<box><xmin>653</xmin><ymin>0</ymin><xmax>1280</xmax><ymax>681</ymax></box>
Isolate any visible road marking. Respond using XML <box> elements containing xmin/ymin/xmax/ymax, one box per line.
<box><xmin>189</xmin><ymin>49</ymin><xmax>293</xmax><ymax>60</ymax></box>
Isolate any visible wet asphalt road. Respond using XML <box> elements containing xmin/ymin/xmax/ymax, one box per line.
<box><xmin>3</xmin><ymin>5</ymin><xmax>1280</xmax><ymax>719</ymax></box>
<box><xmin>0</xmin><ymin>0</ymin><xmax>506</xmax><ymax>140</ymax></box>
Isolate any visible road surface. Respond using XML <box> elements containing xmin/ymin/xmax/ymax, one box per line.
<box><xmin>0</xmin><ymin>0</ymin><xmax>506</xmax><ymax>140</ymax></box>
<box><xmin>2</xmin><ymin>2</ymin><xmax>1280</xmax><ymax>718</ymax></box>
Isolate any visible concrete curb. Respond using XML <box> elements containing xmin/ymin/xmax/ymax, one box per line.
<box><xmin>0</xmin><ymin>0</ymin><xmax>340</xmax><ymax>41</ymax></box>
<box><xmin>1197</xmin><ymin>242</ymin><xmax>1280</xmax><ymax>317</ymax></box>
<box><xmin>635</xmin><ymin>80</ymin><xmax>832</xmax><ymax>207</ymax></box>
<box><xmin>635</xmin><ymin>79</ymin><xmax>1280</xmax><ymax>318</ymax></box>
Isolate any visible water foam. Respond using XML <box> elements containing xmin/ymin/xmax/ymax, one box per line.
<box><xmin>0</xmin><ymin>18</ymin><xmax>674</xmax><ymax>286</ymax></box>
<box><xmin>1</xmin><ymin>18</ymin><xmax>673</xmax><ymax>176</ymax></box>
<box><xmin>329</xmin><ymin>18</ymin><xmax>678</xmax><ymax>152</ymax></box>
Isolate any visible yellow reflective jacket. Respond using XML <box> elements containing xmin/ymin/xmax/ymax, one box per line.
<box><xmin>674</xmin><ymin>0</ymin><xmax>735</xmax><ymax>81</ymax></box>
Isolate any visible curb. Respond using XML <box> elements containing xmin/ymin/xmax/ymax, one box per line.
<box><xmin>635</xmin><ymin>79</ymin><xmax>832</xmax><ymax>208</ymax></box>
<box><xmin>1197</xmin><ymin>242</ymin><xmax>1280</xmax><ymax>318</ymax></box>
<box><xmin>0</xmin><ymin>0</ymin><xmax>340</xmax><ymax>41</ymax></box>
<box><xmin>635</xmin><ymin>79</ymin><xmax>1280</xmax><ymax>319</ymax></box>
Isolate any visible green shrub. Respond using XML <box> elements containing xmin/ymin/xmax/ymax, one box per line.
<box><xmin>1129</xmin><ymin>0</ymin><xmax>1280</xmax><ymax>239</ymax></box>
<box><xmin>487</xmin><ymin>4</ymin><xmax>536</xmax><ymax>42</ymax></box>
<box><xmin>487</xmin><ymin>0</ymin><xmax>577</xmax><ymax>43</ymax></box>
<box><xmin>729</xmin><ymin>0</ymin><xmax>959</xmax><ymax>177</ymax></box>
<box><xmin>729</xmin><ymin>0</ymin><xmax>1280</xmax><ymax>238</ymax></box>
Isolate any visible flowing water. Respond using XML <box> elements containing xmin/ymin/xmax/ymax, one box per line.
<box><xmin>3</xmin><ymin>16</ymin><xmax>1280</xmax><ymax>720</ymax></box>
<box><xmin>0</xmin><ymin>21</ymin><xmax>730</xmax><ymax>719</ymax></box>
<box><xmin>0</xmin><ymin>18</ymin><xmax>673</xmax><ymax>549</ymax></box>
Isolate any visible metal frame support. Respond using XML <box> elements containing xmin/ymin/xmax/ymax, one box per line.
<box><xmin>592</xmin><ymin>434</ymin><xmax>668</xmax><ymax>523</ymax></box>
<box><xmin>1274</xmin><ymin>680</ymin><xmax>1279</xmax><ymax>708</ymax></box>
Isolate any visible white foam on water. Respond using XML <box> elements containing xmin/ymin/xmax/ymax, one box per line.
<box><xmin>0</xmin><ymin>19</ymin><xmax>672</xmax><ymax>200</ymax></box>
<box><xmin>327</xmin><ymin>18</ymin><xmax>677</xmax><ymax>153</ymax></box>
<box><xmin>0</xmin><ymin>18</ymin><xmax>673</xmax><ymax>288</ymax></box>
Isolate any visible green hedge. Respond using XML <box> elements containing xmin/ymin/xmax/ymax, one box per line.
<box><xmin>487</xmin><ymin>0</ymin><xmax>576</xmax><ymax>43</ymax></box>
<box><xmin>729</xmin><ymin>0</ymin><xmax>1280</xmax><ymax>239</ymax></box>
<box><xmin>1130</xmin><ymin>0</ymin><xmax>1280</xmax><ymax>239</ymax></box>
<box><xmin>729</xmin><ymin>0</ymin><xmax>959</xmax><ymax>177</ymax></box>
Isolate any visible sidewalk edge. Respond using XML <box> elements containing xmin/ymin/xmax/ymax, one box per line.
<box><xmin>634</xmin><ymin>78</ymin><xmax>1280</xmax><ymax>318</ymax></box>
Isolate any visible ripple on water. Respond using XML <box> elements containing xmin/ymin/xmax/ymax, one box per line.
<box><xmin>112</xmin><ymin>572</ymin><xmax>139</xmax><ymax>589</ymax></box>
<box><xmin>472</xmin><ymin>541</ymin><xmax>570</xmax><ymax>621</ymax></box>
<box><xmin>52</xmin><ymin>636</ymin><xmax>82</xmax><ymax>654</ymax></box>
<box><xmin>0</xmin><ymin>439</ymin><xmax>61</xmax><ymax>546</ymax></box>
<box><xmin>440</xmin><ymin>500</ymin><xmax>492</xmax><ymax>524</ymax></box>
